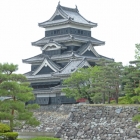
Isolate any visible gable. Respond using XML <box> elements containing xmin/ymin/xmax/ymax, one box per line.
<box><xmin>41</xmin><ymin>42</ymin><xmax>62</xmax><ymax>51</ymax></box>
<box><xmin>37</xmin><ymin>66</ymin><xmax>54</xmax><ymax>75</ymax></box>
<box><xmin>82</xmin><ymin>50</ymin><xmax>96</xmax><ymax>57</ymax></box>
<box><xmin>33</xmin><ymin>59</ymin><xmax>59</xmax><ymax>75</ymax></box>
<box><xmin>79</xmin><ymin>43</ymin><xmax>100</xmax><ymax>57</ymax></box>
<box><xmin>52</xmin><ymin>15</ymin><xmax>64</xmax><ymax>20</ymax></box>
<box><xmin>48</xmin><ymin>8</ymin><xmax>66</xmax><ymax>22</ymax></box>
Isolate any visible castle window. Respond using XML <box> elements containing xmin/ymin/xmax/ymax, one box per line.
<box><xmin>57</xmin><ymin>30</ymin><xmax>60</xmax><ymax>34</ymax></box>
<box><xmin>78</xmin><ymin>30</ymin><xmax>80</xmax><ymax>34</ymax></box>
<box><xmin>61</xmin><ymin>29</ymin><xmax>63</xmax><ymax>34</ymax></box>
<box><xmin>45</xmin><ymin>28</ymin><xmax>90</xmax><ymax>37</ymax></box>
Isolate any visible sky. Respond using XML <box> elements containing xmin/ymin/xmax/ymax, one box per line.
<box><xmin>0</xmin><ymin>0</ymin><xmax>140</xmax><ymax>74</ymax></box>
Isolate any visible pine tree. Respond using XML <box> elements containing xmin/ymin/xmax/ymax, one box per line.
<box><xmin>135</xmin><ymin>44</ymin><xmax>140</xmax><ymax>60</ymax></box>
<box><xmin>0</xmin><ymin>63</ymin><xmax>40</xmax><ymax>131</ymax></box>
<box><xmin>122</xmin><ymin>60</ymin><xmax>140</xmax><ymax>103</ymax></box>
<box><xmin>89</xmin><ymin>59</ymin><xmax>123</xmax><ymax>104</ymax></box>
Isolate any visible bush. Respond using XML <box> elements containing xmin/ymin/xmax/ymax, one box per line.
<box><xmin>30</xmin><ymin>137</ymin><xmax>60</xmax><ymax>140</ymax></box>
<box><xmin>4</xmin><ymin>132</ymin><xmax>18</xmax><ymax>140</ymax></box>
<box><xmin>0</xmin><ymin>123</ymin><xmax>18</xmax><ymax>140</ymax></box>
<box><xmin>0</xmin><ymin>123</ymin><xmax>10</xmax><ymax>133</ymax></box>
<box><xmin>0</xmin><ymin>132</ymin><xmax>18</xmax><ymax>140</ymax></box>
<box><xmin>133</xmin><ymin>114</ymin><xmax>140</xmax><ymax>128</ymax></box>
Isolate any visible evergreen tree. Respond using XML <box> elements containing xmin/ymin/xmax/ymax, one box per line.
<box><xmin>89</xmin><ymin>59</ymin><xmax>123</xmax><ymax>104</ymax></box>
<box><xmin>122</xmin><ymin>60</ymin><xmax>140</xmax><ymax>103</ymax></box>
<box><xmin>62</xmin><ymin>66</ymin><xmax>100</xmax><ymax>103</ymax></box>
<box><xmin>135</xmin><ymin>44</ymin><xmax>140</xmax><ymax>60</ymax></box>
<box><xmin>0</xmin><ymin>63</ymin><xmax>40</xmax><ymax>131</ymax></box>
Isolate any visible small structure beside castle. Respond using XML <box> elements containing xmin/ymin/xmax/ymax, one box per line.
<box><xmin>23</xmin><ymin>3</ymin><xmax>112</xmax><ymax>105</ymax></box>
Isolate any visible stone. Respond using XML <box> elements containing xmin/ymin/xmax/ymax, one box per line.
<box><xmin>55</xmin><ymin>133</ymin><xmax>61</xmax><ymax>138</ymax></box>
<box><xmin>77</xmin><ymin>131</ymin><xmax>84</xmax><ymax>137</ymax></box>
<box><xmin>86</xmin><ymin>130</ymin><xmax>92</xmax><ymax>135</ymax></box>
<box><xmin>100</xmin><ymin>135</ymin><xmax>106</xmax><ymax>140</ymax></box>
<box><xmin>84</xmin><ymin>125</ymin><xmax>91</xmax><ymax>131</ymax></box>
<box><xmin>129</xmin><ymin>130</ymin><xmax>137</xmax><ymax>137</ymax></box>
<box><xmin>115</xmin><ymin>108</ymin><xmax>122</xmax><ymax>114</ymax></box>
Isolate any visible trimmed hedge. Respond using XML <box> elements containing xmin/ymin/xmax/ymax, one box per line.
<box><xmin>0</xmin><ymin>132</ymin><xmax>18</xmax><ymax>140</ymax></box>
<box><xmin>0</xmin><ymin>123</ymin><xmax>18</xmax><ymax>140</ymax></box>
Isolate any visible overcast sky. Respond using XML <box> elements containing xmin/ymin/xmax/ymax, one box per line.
<box><xmin>0</xmin><ymin>0</ymin><xmax>140</xmax><ymax>74</ymax></box>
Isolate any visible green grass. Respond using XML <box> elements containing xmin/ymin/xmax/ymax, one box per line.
<box><xmin>80</xmin><ymin>104</ymin><xmax>140</xmax><ymax>106</ymax></box>
<box><xmin>16</xmin><ymin>137</ymin><xmax>60</xmax><ymax>140</ymax></box>
<box><xmin>29</xmin><ymin>137</ymin><xmax>60</xmax><ymax>140</ymax></box>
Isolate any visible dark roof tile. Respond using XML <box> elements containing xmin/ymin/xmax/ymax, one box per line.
<box><xmin>32</xmin><ymin>34</ymin><xmax>104</xmax><ymax>47</ymax></box>
<box><xmin>39</xmin><ymin>4</ymin><xmax>97</xmax><ymax>28</ymax></box>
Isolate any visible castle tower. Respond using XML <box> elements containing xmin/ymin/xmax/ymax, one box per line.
<box><xmin>23</xmin><ymin>3</ymin><xmax>113</xmax><ymax>105</ymax></box>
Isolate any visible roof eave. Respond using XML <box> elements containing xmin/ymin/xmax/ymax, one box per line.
<box><xmin>22</xmin><ymin>60</ymin><xmax>42</xmax><ymax>64</ymax></box>
<box><xmin>38</xmin><ymin>20</ymin><xmax>69</xmax><ymax>28</ymax></box>
<box><xmin>99</xmin><ymin>55</ymin><xmax>114</xmax><ymax>61</ymax></box>
<box><xmin>92</xmin><ymin>41</ymin><xmax>105</xmax><ymax>46</ymax></box>
<box><xmin>32</xmin><ymin>42</ymin><xmax>44</xmax><ymax>47</ymax></box>
<box><xmin>32</xmin><ymin>38</ymin><xmax>105</xmax><ymax>47</ymax></box>
<box><xmin>38</xmin><ymin>20</ymin><xmax>97</xmax><ymax>28</ymax></box>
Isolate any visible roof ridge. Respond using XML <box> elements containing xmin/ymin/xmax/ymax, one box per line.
<box><xmin>59</xmin><ymin>5</ymin><xmax>78</xmax><ymax>12</ymax></box>
<box><xmin>77</xmin><ymin>42</ymin><xmax>90</xmax><ymax>54</ymax></box>
<box><xmin>58</xmin><ymin>4</ymin><xmax>97</xmax><ymax>26</ymax></box>
<box><xmin>77</xmin><ymin>11</ymin><xmax>97</xmax><ymax>25</ymax></box>
<box><xmin>77</xmin><ymin>58</ymin><xmax>86</xmax><ymax>67</ymax></box>
<box><xmin>48</xmin><ymin>58</ymin><xmax>61</xmax><ymax>69</ymax></box>
<box><xmin>57</xmin><ymin>5</ymin><xmax>69</xmax><ymax>18</ymax></box>
<box><xmin>60</xmin><ymin>59</ymin><xmax>73</xmax><ymax>72</ymax></box>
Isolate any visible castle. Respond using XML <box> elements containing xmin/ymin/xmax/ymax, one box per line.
<box><xmin>23</xmin><ymin>3</ymin><xmax>112</xmax><ymax>105</ymax></box>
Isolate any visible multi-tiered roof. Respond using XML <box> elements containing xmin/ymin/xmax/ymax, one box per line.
<box><xmin>23</xmin><ymin>3</ymin><xmax>113</xmax><ymax>105</ymax></box>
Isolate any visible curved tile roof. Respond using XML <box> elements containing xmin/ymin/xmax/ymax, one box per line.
<box><xmin>32</xmin><ymin>34</ymin><xmax>105</xmax><ymax>47</ymax></box>
<box><xmin>39</xmin><ymin>4</ymin><xmax>97</xmax><ymax>28</ymax></box>
<box><xmin>22</xmin><ymin>54</ymin><xmax>44</xmax><ymax>64</ymax></box>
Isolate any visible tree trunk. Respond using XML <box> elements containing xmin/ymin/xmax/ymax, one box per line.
<box><xmin>10</xmin><ymin>119</ymin><xmax>13</xmax><ymax>132</ymax></box>
<box><xmin>88</xmin><ymin>97</ymin><xmax>93</xmax><ymax>104</ymax></box>
<box><xmin>115</xmin><ymin>92</ymin><xmax>118</xmax><ymax>104</ymax></box>
<box><xmin>108</xmin><ymin>92</ymin><xmax>110</xmax><ymax>104</ymax></box>
<box><xmin>10</xmin><ymin>96</ymin><xmax>15</xmax><ymax>132</ymax></box>
<box><xmin>103</xmin><ymin>92</ymin><xmax>105</xmax><ymax>104</ymax></box>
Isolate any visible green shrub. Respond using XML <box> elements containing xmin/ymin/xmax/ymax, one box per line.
<box><xmin>0</xmin><ymin>123</ymin><xmax>10</xmax><ymax>133</ymax></box>
<box><xmin>133</xmin><ymin>114</ymin><xmax>140</xmax><ymax>128</ymax></box>
<box><xmin>0</xmin><ymin>123</ymin><xmax>18</xmax><ymax>140</ymax></box>
<box><xmin>30</xmin><ymin>137</ymin><xmax>60</xmax><ymax>140</ymax></box>
<box><xmin>4</xmin><ymin>132</ymin><xmax>18</xmax><ymax>140</ymax></box>
<box><xmin>0</xmin><ymin>132</ymin><xmax>18</xmax><ymax>140</ymax></box>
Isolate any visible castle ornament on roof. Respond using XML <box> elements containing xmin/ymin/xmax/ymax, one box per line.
<box><xmin>23</xmin><ymin>3</ymin><xmax>113</xmax><ymax>105</ymax></box>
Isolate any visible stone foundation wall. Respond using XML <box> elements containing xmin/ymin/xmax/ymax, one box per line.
<box><xmin>56</xmin><ymin>105</ymin><xmax>140</xmax><ymax>140</ymax></box>
<box><xmin>18</xmin><ymin>105</ymin><xmax>72</xmax><ymax>133</ymax></box>
<box><xmin>18</xmin><ymin>104</ymin><xmax>140</xmax><ymax>140</ymax></box>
